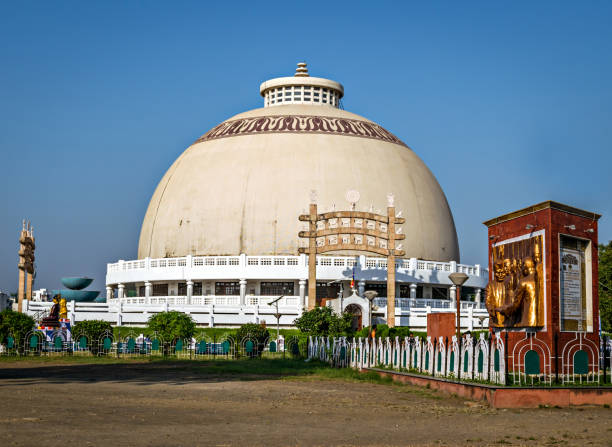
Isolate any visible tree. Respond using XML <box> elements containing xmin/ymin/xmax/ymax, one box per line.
<box><xmin>148</xmin><ymin>311</ymin><xmax>196</xmax><ymax>343</ymax></box>
<box><xmin>294</xmin><ymin>306</ymin><xmax>353</xmax><ymax>337</ymax></box>
<box><xmin>599</xmin><ymin>241</ymin><xmax>612</xmax><ymax>333</ymax></box>
<box><xmin>0</xmin><ymin>309</ymin><xmax>35</xmax><ymax>352</ymax></box>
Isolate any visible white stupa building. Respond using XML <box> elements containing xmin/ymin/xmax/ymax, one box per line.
<box><xmin>102</xmin><ymin>63</ymin><xmax>488</xmax><ymax>329</ymax></box>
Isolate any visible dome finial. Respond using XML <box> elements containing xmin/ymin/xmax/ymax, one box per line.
<box><xmin>295</xmin><ymin>62</ymin><xmax>309</xmax><ymax>77</ymax></box>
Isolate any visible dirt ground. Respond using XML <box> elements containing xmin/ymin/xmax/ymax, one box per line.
<box><xmin>0</xmin><ymin>360</ymin><xmax>611</xmax><ymax>447</ymax></box>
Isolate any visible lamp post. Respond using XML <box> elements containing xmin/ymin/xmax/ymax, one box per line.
<box><xmin>363</xmin><ymin>290</ymin><xmax>378</xmax><ymax>331</ymax></box>
<box><xmin>448</xmin><ymin>272</ymin><xmax>468</xmax><ymax>340</ymax></box>
<box><xmin>267</xmin><ymin>295</ymin><xmax>284</xmax><ymax>342</ymax></box>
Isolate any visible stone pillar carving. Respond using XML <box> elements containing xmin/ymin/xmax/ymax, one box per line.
<box><xmin>450</xmin><ymin>285</ymin><xmax>457</xmax><ymax>303</ymax></box>
<box><xmin>358</xmin><ymin>280</ymin><xmax>366</xmax><ymax>297</ymax></box>
<box><xmin>106</xmin><ymin>286</ymin><xmax>113</xmax><ymax>300</ymax></box>
<box><xmin>118</xmin><ymin>284</ymin><xmax>125</xmax><ymax>299</ymax></box>
<box><xmin>239</xmin><ymin>279</ymin><xmax>247</xmax><ymax>306</ymax></box>
<box><xmin>475</xmin><ymin>288</ymin><xmax>482</xmax><ymax>304</ymax></box>
<box><xmin>409</xmin><ymin>283</ymin><xmax>417</xmax><ymax>299</ymax></box>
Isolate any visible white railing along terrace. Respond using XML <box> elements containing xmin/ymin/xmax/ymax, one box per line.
<box><xmin>109</xmin><ymin>295</ymin><xmax>483</xmax><ymax>310</ymax></box>
<box><xmin>108</xmin><ymin>255</ymin><xmax>487</xmax><ymax>277</ymax></box>
<box><xmin>372</xmin><ymin>297</ymin><xmax>486</xmax><ymax>310</ymax></box>
<box><xmin>109</xmin><ymin>295</ymin><xmax>301</xmax><ymax>307</ymax></box>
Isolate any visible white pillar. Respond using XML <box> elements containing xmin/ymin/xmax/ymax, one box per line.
<box><xmin>299</xmin><ymin>279</ymin><xmax>307</xmax><ymax>308</ymax></box>
<box><xmin>358</xmin><ymin>280</ymin><xmax>365</xmax><ymax>297</ymax></box>
<box><xmin>69</xmin><ymin>300</ymin><xmax>76</xmax><ymax>323</ymax></box>
<box><xmin>468</xmin><ymin>306</ymin><xmax>474</xmax><ymax>331</ymax></box>
<box><xmin>409</xmin><ymin>257</ymin><xmax>418</xmax><ymax>270</ymax></box>
<box><xmin>106</xmin><ymin>286</ymin><xmax>113</xmax><ymax>300</ymax></box>
<box><xmin>239</xmin><ymin>279</ymin><xmax>247</xmax><ymax>306</ymax></box>
<box><xmin>475</xmin><ymin>288</ymin><xmax>482</xmax><ymax>305</ymax></box>
<box><xmin>118</xmin><ymin>283</ymin><xmax>125</xmax><ymax>299</ymax></box>
<box><xmin>117</xmin><ymin>301</ymin><xmax>123</xmax><ymax>326</ymax></box>
<box><xmin>409</xmin><ymin>283</ymin><xmax>417</xmax><ymax>299</ymax></box>
<box><xmin>145</xmin><ymin>281</ymin><xmax>152</xmax><ymax>304</ymax></box>
<box><xmin>450</xmin><ymin>285</ymin><xmax>457</xmax><ymax>303</ymax></box>
<box><xmin>186</xmin><ymin>280</ymin><xmax>194</xmax><ymax>305</ymax></box>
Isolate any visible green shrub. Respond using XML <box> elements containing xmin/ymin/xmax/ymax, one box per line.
<box><xmin>294</xmin><ymin>306</ymin><xmax>353</xmax><ymax>337</ymax></box>
<box><xmin>72</xmin><ymin>320</ymin><xmax>113</xmax><ymax>344</ymax></box>
<box><xmin>147</xmin><ymin>311</ymin><xmax>196</xmax><ymax>343</ymax></box>
<box><xmin>236</xmin><ymin>323</ymin><xmax>270</xmax><ymax>344</ymax></box>
<box><xmin>0</xmin><ymin>309</ymin><xmax>35</xmax><ymax>352</ymax></box>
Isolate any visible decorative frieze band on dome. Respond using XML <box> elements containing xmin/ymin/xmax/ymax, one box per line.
<box><xmin>195</xmin><ymin>115</ymin><xmax>407</xmax><ymax>147</ymax></box>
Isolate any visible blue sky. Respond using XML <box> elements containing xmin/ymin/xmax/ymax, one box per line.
<box><xmin>1</xmin><ymin>1</ymin><xmax>611</xmax><ymax>294</ymax></box>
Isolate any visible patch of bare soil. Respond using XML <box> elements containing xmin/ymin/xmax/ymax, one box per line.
<box><xmin>0</xmin><ymin>361</ymin><xmax>610</xmax><ymax>446</ymax></box>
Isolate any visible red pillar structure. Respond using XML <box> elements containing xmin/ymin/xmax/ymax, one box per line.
<box><xmin>484</xmin><ymin>201</ymin><xmax>601</xmax><ymax>381</ymax></box>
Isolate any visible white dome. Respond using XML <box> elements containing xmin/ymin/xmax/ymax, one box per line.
<box><xmin>138</xmin><ymin>67</ymin><xmax>459</xmax><ymax>262</ymax></box>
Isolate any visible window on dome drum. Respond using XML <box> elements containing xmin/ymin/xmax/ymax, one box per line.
<box><xmin>317</xmin><ymin>281</ymin><xmax>340</xmax><ymax>299</ymax></box>
<box><xmin>260</xmin><ymin>282</ymin><xmax>295</xmax><ymax>296</ymax></box>
<box><xmin>215</xmin><ymin>281</ymin><xmax>239</xmax><ymax>295</ymax></box>
<box><xmin>366</xmin><ymin>283</ymin><xmax>387</xmax><ymax>298</ymax></box>
<box><xmin>152</xmin><ymin>283</ymin><xmax>169</xmax><ymax>297</ymax></box>
<box><xmin>432</xmin><ymin>287</ymin><xmax>449</xmax><ymax>299</ymax></box>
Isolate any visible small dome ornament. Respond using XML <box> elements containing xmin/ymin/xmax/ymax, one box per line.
<box><xmin>345</xmin><ymin>190</ymin><xmax>360</xmax><ymax>210</ymax></box>
<box><xmin>295</xmin><ymin>62</ymin><xmax>309</xmax><ymax>77</ymax></box>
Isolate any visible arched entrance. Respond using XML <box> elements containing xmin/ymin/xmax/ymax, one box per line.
<box><xmin>345</xmin><ymin>304</ymin><xmax>363</xmax><ymax>331</ymax></box>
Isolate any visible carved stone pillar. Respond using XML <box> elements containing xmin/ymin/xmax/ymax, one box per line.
<box><xmin>106</xmin><ymin>286</ymin><xmax>113</xmax><ymax>300</ymax></box>
<box><xmin>118</xmin><ymin>284</ymin><xmax>125</xmax><ymax>299</ymax></box>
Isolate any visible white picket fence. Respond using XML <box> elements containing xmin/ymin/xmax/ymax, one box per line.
<box><xmin>308</xmin><ymin>334</ymin><xmax>506</xmax><ymax>385</ymax></box>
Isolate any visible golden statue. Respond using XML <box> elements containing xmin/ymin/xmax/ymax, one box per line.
<box><xmin>485</xmin><ymin>261</ymin><xmax>507</xmax><ymax>326</ymax></box>
<box><xmin>59</xmin><ymin>296</ymin><xmax>68</xmax><ymax>320</ymax></box>
<box><xmin>496</xmin><ymin>257</ymin><xmax>537</xmax><ymax>326</ymax></box>
<box><xmin>486</xmin><ymin>235</ymin><xmax>543</xmax><ymax>328</ymax></box>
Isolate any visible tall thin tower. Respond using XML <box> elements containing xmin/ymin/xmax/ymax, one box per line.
<box><xmin>17</xmin><ymin>220</ymin><xmax>35</xmax><ymax>312</ymax></box>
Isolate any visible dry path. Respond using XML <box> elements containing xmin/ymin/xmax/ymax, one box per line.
<box><xmin>0</xmin><ymin>360</ymin><xmax>610</xmax><ymax>446</ymax></box>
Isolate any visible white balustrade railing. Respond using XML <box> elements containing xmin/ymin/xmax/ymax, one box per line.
<box><xmin>110</xmin><ymin>295</ymin><xmax>485</xmax><ymax>310</ymax></box>
<box><xmin>372</xmin><ymin>297</ymin><xmax>486</xmax><ymax>310</ymax></box>
<box><xmin>108</xmin><ymin>255</ymin><xmax>487</xmax><ymax>277</ymax></box>
<box><xmin>109</xmin><ymin>295</ymin><xmax>302</xmax><ymax>307</ymax></box>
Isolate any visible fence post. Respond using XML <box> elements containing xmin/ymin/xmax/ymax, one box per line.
<box><xmin>554</xmin><ymin>332</ymin><xmax>559</xmax><ymax>384</ymax></box>
<box><xmin>602</xmin><ymin>335</ymin><xmax>608</xmax><ymax>384</ymax></box>
<box><xmin>444</xmin><ymin>336</ymin><xmax>449</xmax><ymax>377</ymax></box>
<box><xmin>487</xmin><ymin>334</ymin><xmax>493</xmax><ymax>381</ymax></box>
<box><xmin>457</xmin><ymin>336</ymin><xmax>462</xmax><ymax>382</ymax></box>
<box><xmin>504</xmin><ymin>331</ymin><xmax>509</xmax><ymax>384</ymax></box>
<box><xmin>432</xmin><ymin>338</ymin><xmax>437</xmax><ymax>377</ymax></box>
